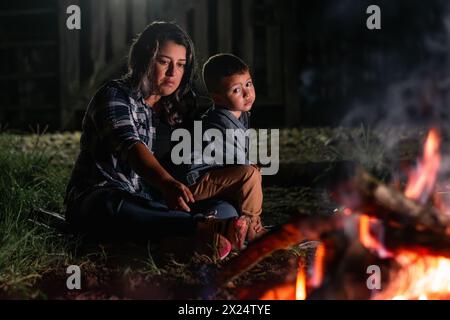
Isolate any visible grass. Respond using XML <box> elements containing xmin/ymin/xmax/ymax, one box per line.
<box><xmin>0</xmin><ymin>126</ymin><xmax>422</xmax><ymax>298</ymax></box>
<box><xmin>0</xmin><ymin>133</ymin><xmax>75</xmax><ymax>296</ymax></box>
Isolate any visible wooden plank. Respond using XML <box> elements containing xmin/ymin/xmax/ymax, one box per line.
<box><xmin>130</xmin><ymin>0</ymin><xmax>148</xmax><ymax>36</ymax></box>
<box><xmin>89</xmin><ymin>0</ymin><xmax>107</xmax><ymax>83</ymax></box>
<box><xmin>58</xmin><ymin>0</ymin><xmax>80</xmax><ymax>130</ymax></box>
<box><xmin>0</xmin><ymin>41</ymin><xmax>57</xmax><ymax>49</ymax></box>
<box><xmin>282</xmin><ymin>0</ymin><xmax>300</xmax><ymax>126</ymax></box>
<box><xmin>0</xmin><ymin>73</ymin><xmax>57</xmax><ymax>81</ymax></box>
<box><xmin>241</xmin><ymin>0</ymin><xmax>254</xmax><ymax>72</ymax></box>
<box><xmin>175</xmin><ymin>0</ymin><xmax>188</xmax><ymax>29</ymax></box>
<box><xmin>0</xmin><ymin>9</ymin><xmax>55</xmax><ymax>17</ymax></box>
<box><xmin>217</xmin><ymin>0</ymin><xmax>232</xmax><ymax>53</ymax></box>
<box><xmin>110</xmin><ymin>0</ymin><xmax>127</xmax><ymax>56</ymax></box>
<box><xmin>266</xmin><ymin>25</ymin><xmax>282</xmax><ymax>102</ymax></box>
<box><xmin>147</xmin><ymin>0</ymin><xmax>163</xmax><ymax>22</ymax></box>
<box><xmin>1</xmin><ymin>105</ymin><xmax>57</xmax><ymax>111</ymax></box>
<box><xmin>159</xmin><ymin>0</ymin><xmax>188</xmax><ymax>29</ymax></box>
<box><xmin>193</xmin><ymin>0</ymin><xmax>208</xmax><ymax>61</ymax></box>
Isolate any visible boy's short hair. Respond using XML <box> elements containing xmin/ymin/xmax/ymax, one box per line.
<box><xmin>202</xmin><ymin>53</ymin><xmax>249</xmax><ymax>93</ymax></box>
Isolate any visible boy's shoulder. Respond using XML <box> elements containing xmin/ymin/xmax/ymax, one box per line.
<box><xmin>203</xmin><ymin>107</ymin><xmax>250</xmax><ymax>130</ymax></box>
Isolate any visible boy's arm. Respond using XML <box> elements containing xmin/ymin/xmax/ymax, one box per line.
<box><xmin>204</xmin><ymin>112</ymin><xmax>249</xmax><ymax>165</ymax></box>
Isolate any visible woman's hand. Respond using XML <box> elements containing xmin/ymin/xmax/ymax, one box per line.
<box><xmin>128</xmin><ymin>142</ymin><xmax>195</xmax><ymax>212</ymax></box>
<box><xmin>160</xmin><ymin>178</ymin><xmax>195</xmax><ymax>212</ymax></box>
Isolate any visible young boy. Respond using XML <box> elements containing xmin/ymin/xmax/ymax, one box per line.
<box><xmin>176</xmin><ymin>53</ymin><xmax>266</xmax><ymax>249</ymax></box>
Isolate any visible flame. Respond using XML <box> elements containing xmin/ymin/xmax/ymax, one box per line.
<box><xmin>358</xmin><ymin>214</ymin><xmax>392</xmax><ymax>258</ymax></box>
<box><xmin>374</xmin><ymin>128</ymin><xmax>450</xmax><ymax>300</ymax></box>
<box><xmin>375</xmin><ymin>250</ymin><xmax>450</xmax><ymax>300</ymax></box>
<box><xmin>310</xmin><ymin>243</ymin><xmax>325</xmax><ymax>288</ymax></box>
<box><xmin>404</xmin><ymin>128</ymin><xmax>441</xmax><ymax>203</ymax></box>
<box><xmin>261</xmin><ymin>129</ymin><xmax>450</xmax><ymax>300</ymax></box>
<box><xmin>295</xmin><ymin>267</ymin><xmax>306</xmax><ymax>300</ymax></box>
<box><xmin>259</xmin><ymin>284</ymin><xmax>296</xmax><ymax>300</ymax></box>
<box><xmin>259</xmin><ymin>266</ymin><xmax>307</xmax><ymax>300</ymax></box>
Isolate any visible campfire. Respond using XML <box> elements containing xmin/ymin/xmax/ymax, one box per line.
<box><xmin>214</xmin><ymin>128</ymin><xmax>450</xmax><ymax>300</ymax></box>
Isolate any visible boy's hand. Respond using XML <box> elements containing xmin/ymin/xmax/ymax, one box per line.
<box><xmin>160</xmin><ymin>178</ymin><xmax>195</xmax><ymax>212</ymax></box>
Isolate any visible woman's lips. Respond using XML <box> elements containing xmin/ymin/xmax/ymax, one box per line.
<box><xmin>162</xmin><ymin>79</ymin><xmax>176</xmax><ymax>87</ymax></box>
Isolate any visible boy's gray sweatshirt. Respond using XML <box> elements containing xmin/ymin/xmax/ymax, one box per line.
<box><xmin>176</xmin><ymin>106</ymin><xmax>251</xmax><ymax>186</ymax></box>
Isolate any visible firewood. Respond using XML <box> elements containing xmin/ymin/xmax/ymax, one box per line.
<box><xmin>213</xmin><ymin>214</ymin><xmax>342</xmax><ymax>290</ymax></box>
<box><xmin>336</xmin><ymin>169</ymin><xmax>450</xmax><ymax>234</ymax></box>
<box><xmin>214</xmin><ymin>166</ymin><xmax>450</xmax><ymax>294</ymax></box>
<box><xmin>384</xmin><ymin>224</ymin><xmax>450</xmax><ymax>257</ymax></box>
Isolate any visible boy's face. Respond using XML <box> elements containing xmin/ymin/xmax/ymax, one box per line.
<box><xmin>212</xmin><ymin>71</ymin><xmax>256</xmax><ymax>113</ymax></box>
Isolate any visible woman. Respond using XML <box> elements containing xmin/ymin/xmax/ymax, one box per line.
<box><xmin>64</xmin><ymin>22</ymin><xmax>246</xmax><ymax>260</ymax></box>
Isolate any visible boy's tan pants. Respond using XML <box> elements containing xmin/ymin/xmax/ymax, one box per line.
<box><xmin>188</xmin><ymin>165</ymin><xmax>263</xmax><ymax>216</ymax></box>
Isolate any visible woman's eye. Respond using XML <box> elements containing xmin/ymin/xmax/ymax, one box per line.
<box><xmin>177</xmin><ymin>63</ymin><xmax>186</xmax><ymax>69</ymax></box>
<box><xmin>158</xmin><ymin>59</ymin><xmax>170</xmax><ymax>66</ymax></box>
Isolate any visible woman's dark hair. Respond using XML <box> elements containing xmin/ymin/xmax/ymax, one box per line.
<box><xmin>126</xmin><ymin>21</ymin><xmax>196</xmax><ymax>126</ymax></box>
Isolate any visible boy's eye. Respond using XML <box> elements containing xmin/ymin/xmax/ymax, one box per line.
<box><xmin>246</xmin><ymin>81</ymin><xmax>253</xmax><ymax>87</ymax></box>
<box><xmin>232</xmin><ymin>87</ymin><xmax>241</xmax><ymax>94</ymax></box>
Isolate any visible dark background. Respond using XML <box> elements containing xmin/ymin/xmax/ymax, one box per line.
<box><xmin>1</xmin><ymin>0</ymin><xmax>449</xmax><ymax>131</ymax></box>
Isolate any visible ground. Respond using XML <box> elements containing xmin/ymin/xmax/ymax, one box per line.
<box><xmin>0</xmin><ymin>126</ymin><xmax>431</xmax><ymax>299</ymax></box>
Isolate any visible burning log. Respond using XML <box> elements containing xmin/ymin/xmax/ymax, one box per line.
<box><xmin>213</xmin><ymin>214</ymin><xmax>343</xmax><ymax>290</ymax></box>
<box><xmin>214</xmin><ymin>208</ymin><xmax>450</xmax><ymax>293</ymax></box>
<box><xmin>232</xmin><ymin>129</ymin><xmax>450</xmax><ymax>300</ymax></box>
<box><xmin>336</xmin><ymin>168</ymin><xmax>450</xmax><ymax>234</ymax></box>
<box><xmin>213</xmin><ymin>212</ymin><xmax>450</xmax><ymax>299</ymax></box>
<box><xmin>384</xmin><ymin>224</ymin><xmax>450</xmax><ymax>258</ymax></box>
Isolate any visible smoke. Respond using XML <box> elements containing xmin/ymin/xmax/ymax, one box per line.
<box><xmin>338</xmin><ymin>1</ymin><xmax>450</xmax><ymax>151</ymax></box>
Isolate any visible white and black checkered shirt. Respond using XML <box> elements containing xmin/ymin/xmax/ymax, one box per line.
<box><xmin>65</xmin><ymin>79</ymin><xmax>158</xmax><ymax>205</ymax></box>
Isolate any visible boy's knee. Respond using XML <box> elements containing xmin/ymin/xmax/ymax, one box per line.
<box><xmin>241</xmin><ymin>165</ymin><xmax>262</xmax><ymax>182</ymax></box>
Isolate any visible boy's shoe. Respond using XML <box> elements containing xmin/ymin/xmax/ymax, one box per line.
<box><xmin>245</xmin><ymin>216</ymin><xmax>268</xmax><ymax>242</ymax></box>
<box><xmin>195</xmin><ymin>217</ymin><xmax>237</xmax><ymax>261</ymax></box>
<box><xmin>224</xmin><ymin>215</ymin><xmax>249</xmax><ymax>251</ymax></box>
<box><xmin>215</xmin><ymin>234</ymin><xmax>232</xmax><ymax>260</ymax></box>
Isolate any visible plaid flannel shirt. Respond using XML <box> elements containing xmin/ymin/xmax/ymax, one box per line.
<box><xmin>65</xmin><ymin>79</ymin><xmax>158</xmax><ymax>206</ymax></box>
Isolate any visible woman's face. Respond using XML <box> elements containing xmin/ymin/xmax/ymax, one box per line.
<box><xmin>153</xmin><ymin>40</ymin><xmax>187</xmax><ymax>96</ymax></box>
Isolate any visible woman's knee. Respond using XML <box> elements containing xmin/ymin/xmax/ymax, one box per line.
<box><xmin>204</xmin><ymin>199</ymin><xmax>239</xmax><ymax>219</ymax></box>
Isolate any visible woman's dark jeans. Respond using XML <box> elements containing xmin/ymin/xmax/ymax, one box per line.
<box><xmin>66</xmin><ymin>188</ymin><xmax>239</xmax><ymax>241</ymax></box>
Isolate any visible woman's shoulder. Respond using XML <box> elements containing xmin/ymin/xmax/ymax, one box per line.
<box><xmin>98</xmin><ymin>78</ymin><xmax>133</xmax><ymax>96</ymax></box>
<box><xmin>85</xmin><ymin>79</ymin><xmax>135</xmax><ymax>116</ymax></box>
<box><xmin>89</xmin><ymin>78</ymin><xmax>142</xmax><ymax>108</ymax></box>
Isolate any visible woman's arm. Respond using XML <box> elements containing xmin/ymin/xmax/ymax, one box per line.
<box><xmin>128</xmin><ymin>141</ymin><xmax>195</xmax><ymax>212</ymax></box>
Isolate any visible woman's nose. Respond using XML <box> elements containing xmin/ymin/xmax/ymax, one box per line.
<box><xmin>166</xmin><ymin>63</ymin><xmax>175</xmax><ymax>77</ymax></box>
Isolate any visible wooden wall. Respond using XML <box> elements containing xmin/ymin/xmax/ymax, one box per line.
<box><xmin>0</xmin><ymin>0</ymin><xmax>298</xmax><ymax>130</ymax></box>
<box><xmin>0</xmin><ymin>0</ymin><xmax>60</xmax><ymax>130</ymax></box>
